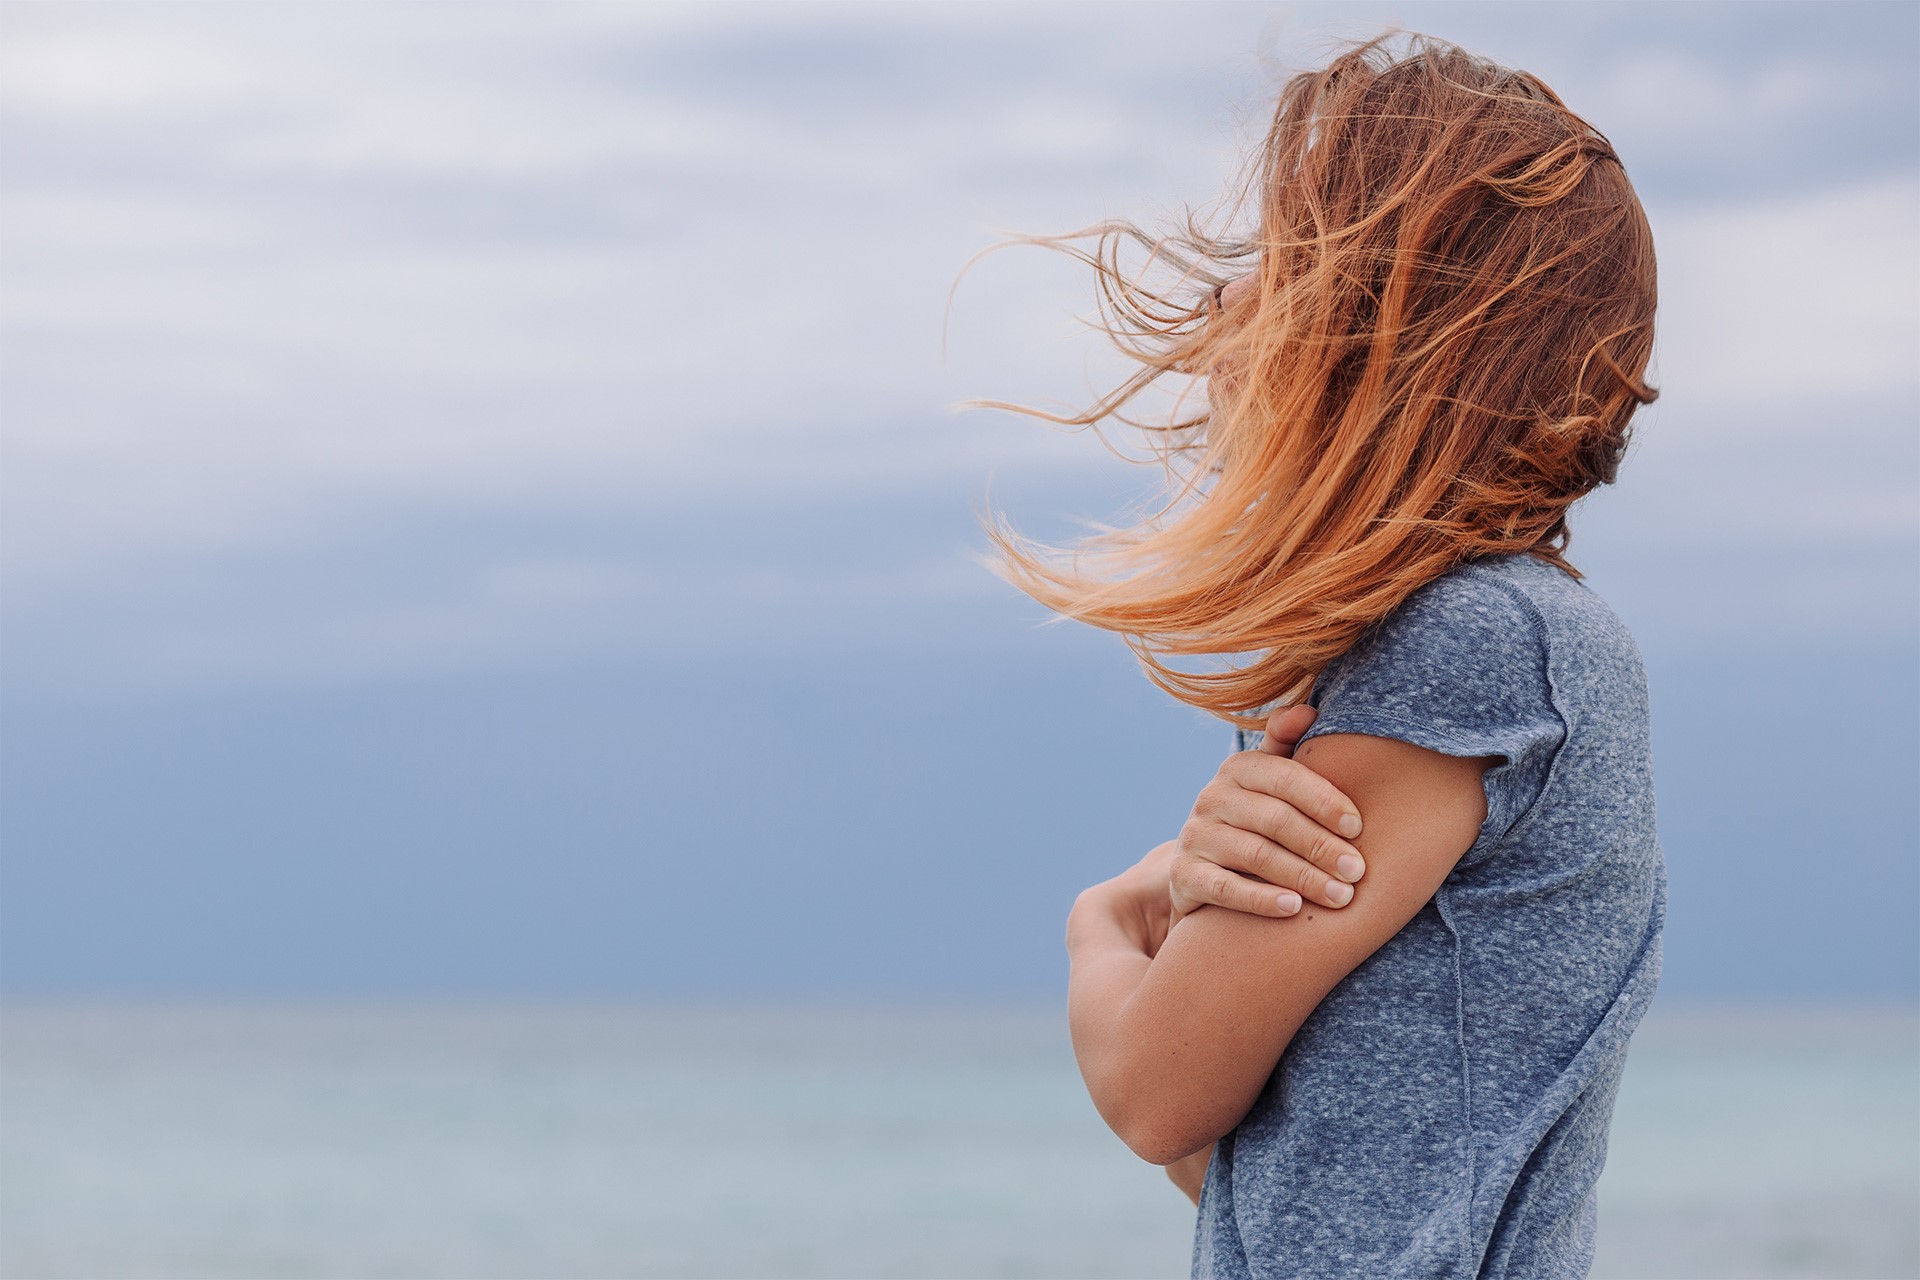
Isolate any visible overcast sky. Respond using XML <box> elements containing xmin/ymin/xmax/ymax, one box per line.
<box><xmin>3</xmin><ymin>1</ymin><xmax>1915</xmax><ymax>1000</ymax></box>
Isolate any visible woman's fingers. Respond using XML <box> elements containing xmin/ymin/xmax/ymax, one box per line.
<box><xmin>1225</xmin><ymin>750</ymin><xmax>1362</xmax><ymax>839</ymax></box>
<box><xmin>1225</xmin><ymin>816</ymin><xmax>1357</xmax><ymax>909</ymax></box>
<box><xmin>1167</xmin><ymin>729</ymin><xmax>1369</xmax><ymax>923</ymax></box>
<box><xmin>1170</xmin><ymin>839</ymin><xmax>1304</xmax><ymax>919</ymax></box>
<box><xmin>1214</xmin><ymin>788</ymin><xmax>1365</xmax><ymax>885</ymax></box>
<box><xmin>1260</xmin><ymin>704</ymin><xmax>1319</xmax><ymax>757</ymax></box>
<box><xmin>1174</xmin><ymin>817</ymin><xmax>1356</xmax><ymax>913</ymax></box>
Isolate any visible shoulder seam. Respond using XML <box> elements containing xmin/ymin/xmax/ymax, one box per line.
<box><xmin>1431</xmin><ymin>881</ymin><xmax>1478</xmax><ymax>1276</ymax></box>
<box><xmin>1469</xmin><ymin>570</ymin><xmax>1573</xmax><ymax>858</ymax></box>
<box><xmin>1450</xmin><ymin>561</ymin><xmax>1568</xmax><ymax>1251</ymax></box>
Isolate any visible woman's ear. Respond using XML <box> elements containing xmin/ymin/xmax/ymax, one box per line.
<box><xmin>1219</xmin><ymin>273</ymin><xmax>1257</xmax><ymax>311</ymax></box>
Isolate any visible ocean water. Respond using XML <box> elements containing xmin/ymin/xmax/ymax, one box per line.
<box><xmin>1</xmin><ymin>1005</ymin><xmax>1913</xmax><ymax>1280</ymax></box>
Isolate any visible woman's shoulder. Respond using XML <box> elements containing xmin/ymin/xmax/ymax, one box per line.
<box><xmin>1367</xmin><ymin>553</ymin><xmax>1644</xmax><ymax>690</ymax></box>
<box><xmin>1309</xmin><ymin>552</ymin><xmax>1646</xmax><ymax>731</ymax></box>
<box><xmin>1306</xmin><ymin>558</ymin><xmax>1560</xmax><ymax>762</ymax></box>
<box><xmin>1329</xmin><ymin>554</ymin><xmax>1556</xmax><ymax>694</ymax></box>
<box><xmin>1390</xmin><ymin>554</ymin><xmax>1550</xmax><ymax>641</ymax></box>
<box><xmin>1455</xmin><ymin>553</ymin><xmax>1650</xmax><ymax>697</ymax></box>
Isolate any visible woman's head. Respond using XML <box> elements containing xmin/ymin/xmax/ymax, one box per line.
<box><xmin>985</xmin><ymin>34</ymin><xmax>1657</xmax><ymax>727</ymax></box>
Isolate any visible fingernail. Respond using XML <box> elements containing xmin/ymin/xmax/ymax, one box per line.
<box><xmin>1324</xmin><ymin>881</ymin><xmax>1353</xmax><ymax>906</ymax></box>
<box><xmin>1337</xmin><ymin>853</ymin><xmax>1365</xmax><ymax>882</ymax></box>
<box><xmin>1276</xmin><ymin>892</ymin><xmax>1302</xmax><ymax>915</ymax></box>
<box><xmin>1338</xmin><ymin>814</ymin><xmax>1362</xmax><ymax>838</ymax></box>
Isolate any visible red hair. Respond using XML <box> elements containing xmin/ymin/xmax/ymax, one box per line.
<box><xmin>981</xmin><ymin>34</ymin><xmax>1658</xmax><ymax>729</ymax></box>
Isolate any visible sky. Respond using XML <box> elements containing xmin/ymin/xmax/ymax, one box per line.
<box><xmin>2</xmin><ymin>0</ymin><xmax>1915</xmax><ymax>1001</ymax></box>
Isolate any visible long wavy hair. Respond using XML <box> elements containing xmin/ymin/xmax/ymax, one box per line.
<box><xmin>979</xmin><ymin>34</ymin><xmax>1659</xmax><ymax>729</ymax></box>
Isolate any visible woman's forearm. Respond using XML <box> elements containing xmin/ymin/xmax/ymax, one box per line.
<box><xmin>1067</xmin><ymin>736</ymin><xmax>1494</xmax><ymax>1168</ymax></box>
<box><xmin>1069</xmin><ymin>916</ymin><xmax>1243</xmax><ymax>1164</ymax></box>
<box><xmin>1065</xmin><ymin>889</ymin><xmax>1167</xmax><ymax>1155</ymax></box>
<box><xmin>1166</xmin><ymin>1144</ymin><xmax>1213</xmax><ymax>1206</ymax></box>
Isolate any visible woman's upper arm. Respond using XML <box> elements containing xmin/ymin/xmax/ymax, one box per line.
<box><xmin>1102</xmin><ymin>731</ymin><xmax>1495</xmax><ymax>1164</ymax></box>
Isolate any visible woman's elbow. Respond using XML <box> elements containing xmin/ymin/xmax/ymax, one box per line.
<box><xmin>1117</xmin><ymin>1115</ymin><xmax>1217</xmax><ymax>1167</ymax></box>
<box><xmin>1081</xmin><ymin>1033</ymin><xmax>1250</xmax><ymax>1165</ymax></box>
<box><xmin>1098</xmin><ymin>1090</ymin><xmax>1224</xmax><ymax>1166</ymax></box>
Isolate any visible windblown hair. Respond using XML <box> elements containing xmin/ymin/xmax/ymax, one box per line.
<box><xmin>981</xmin><ymin>34</ymin><xmax>1658</xmax><ymax>729</ymax></box>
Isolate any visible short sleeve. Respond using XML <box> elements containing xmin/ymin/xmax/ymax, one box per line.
<box><xmin>1296</xmin><ymin>569</ymin><xmax>1567</xmax><ymax>856</ymax></box>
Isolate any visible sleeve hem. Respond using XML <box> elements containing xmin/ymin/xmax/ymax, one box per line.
<box><xmin>1298</xmin><ymin>711</ymin><xmax>1526</xmax><ymax>857</ymax></box>
<box><xmin>1297</xmin><ymin>711</ymin><xmax>1518</xmax><ymax>763</ymax></box>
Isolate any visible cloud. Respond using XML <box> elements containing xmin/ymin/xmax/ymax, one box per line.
<box><xmin>2</xmin><ymin>1</ymin><xmax>1913</xmax><ymax>694</ymax></box>
<box><xmin>3</xmin><ymin>520</ymin><xmax>1014</xmax><ymax>697</ymax></box>
<box><xmin>1261</xmin><ymin>0</ymin><xmax>1920</xmax><ymax>201</ymax></box>
<box><xmin>1649</xmin><ymin>178</ymin><xmax>1920</xmax><ymax>407</ymax></box>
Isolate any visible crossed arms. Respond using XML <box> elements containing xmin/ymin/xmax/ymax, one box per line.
<box><xmin>1065</xmin><ymin>727</ymin><xmax>1494</xmax><ymax>1168</ymax></box>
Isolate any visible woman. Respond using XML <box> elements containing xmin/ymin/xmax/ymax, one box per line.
<box><xmin>986</xmin><ymin>36</ymin><xmax>1664</xmax><ymax>1279</ymax></box>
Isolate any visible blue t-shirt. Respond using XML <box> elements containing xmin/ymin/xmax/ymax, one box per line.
<box><xmin>1195</xmin><ymin>552</ymin><xmax>1666</xmax><ymax>1280</ymax></box>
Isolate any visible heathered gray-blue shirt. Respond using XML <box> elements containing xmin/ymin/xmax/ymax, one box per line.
<box><xmin>1195</xmin><ymin>551</ymin><xmax>1665</xmax><ymax>1280</ymax></box>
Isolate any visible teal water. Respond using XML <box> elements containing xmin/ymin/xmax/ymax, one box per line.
<box><xmin>2</xmin><ymin>1005</ymin><xmax>1914</xmax><ymax>1279</ymax></box>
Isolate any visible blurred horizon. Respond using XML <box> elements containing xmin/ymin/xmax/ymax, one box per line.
<box><xmin>5</xmin><ymin>1002</ymin><xmax>1911</xmax><ymax>1278</ymax></box>
<box><xmin>2</xmin><ymin>0</ymin><xmax>1916</xmax><ymax>1003</ymax></box>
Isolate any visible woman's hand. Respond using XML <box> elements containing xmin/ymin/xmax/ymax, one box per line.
<box><xmin>1069</xmin><ymin>840</ymin><xmax>1180</xmax><ymax>959</ymax></box>
<box><xmin>1169</xmin><ymin>705</ymin><xmax>1367</xmax><ymax>923</ymax></box>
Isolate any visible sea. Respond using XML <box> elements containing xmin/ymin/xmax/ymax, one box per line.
<box><xmin>1</xmin><ymin>1004</ymin><xmax>1914</xmax><ymax>1280</ymax></box>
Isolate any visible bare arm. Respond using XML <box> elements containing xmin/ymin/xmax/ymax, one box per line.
<box><xmin>1166</xmin><ymin>1144</ymin><xmax>1212</xmax><ymax>1206</ymax></box>
<box><xmin>1067</xmin><ymin>733</ymin><xmax>1493</xmax><ymax>1165</ymax></box>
